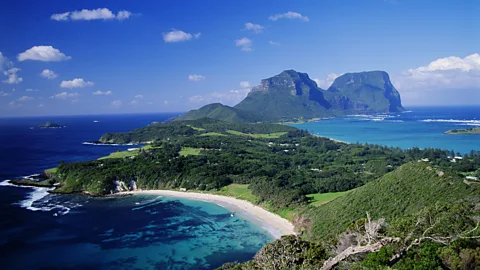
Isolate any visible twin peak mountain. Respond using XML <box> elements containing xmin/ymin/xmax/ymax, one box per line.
<box><xmin>177</xmin><ymin>70</ymin><xmax>404</xmax><ymax>123</ymax></box>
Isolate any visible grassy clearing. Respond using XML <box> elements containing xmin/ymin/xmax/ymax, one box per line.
<box><xmin>226</xmin><ymin>130</ymin><xmax>287</xmax><ymax>139</ymax></box>
<box><xmin>214</xmin><ymin>184</ymin><xmax>259</xmax><ymax>204</ymax></box>
<box><xmin>179</xmin><ymin>147</ymin><xmax>201</xmax><ymax>156</ymax></box>
<box><xmin>45</xmin><ymin>167</ymin><xmax>58</xmax><ymax>174</ymax></box>
<box><xmin>199</xmin><ymin>132</ymin><xmax>227</xmax><ymax>137</ymax></box>
<box><xmin>187</xmin><ymin>125</ymin><xmax>206</xmax><ymax>131</ymax></box>
<box><xmin>306</xmin><ymin>191</ymin><xmax>350</xmax><ymax>206</ymax></box>
<box><xmin>99</xmin><ymin>149</ymin><xmax>139</xmax><ymax>160</ymax></box>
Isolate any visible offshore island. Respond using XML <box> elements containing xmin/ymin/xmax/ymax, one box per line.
<box><xmin>11</xmin><ymin>70</ymin><xmax>480</xmax><ymax>269</ymax></box>
<box><xmin>445</xmin><ymin>127</ymin><xmax>480</xmax><ymax>134</ymax></box>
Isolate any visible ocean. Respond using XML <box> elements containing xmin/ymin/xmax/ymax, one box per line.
<box><xmin>1</xmin><ymin>107</ymin><xmax>479</xmax><ymax>269</ymax></box>
<box><xmin>0</xmin><ymin>113</ymin><xmax>272</xmax><ymax>270</ymax></box>
<box><xmin>292</xmin><ymin>106</ymin><xmax>480</xmax><ymax>155</ymax></box>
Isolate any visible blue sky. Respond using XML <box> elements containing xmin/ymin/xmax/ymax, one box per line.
<box><xmin>1</xmin><ymin>0</ymin><xmax>479</xmax><ymax>117</ymax></box>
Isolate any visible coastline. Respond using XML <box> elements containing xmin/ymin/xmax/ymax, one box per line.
<box><xmin>116</xmin><ymin>190</ymin><xmax>296</xmax><ymax>239</ymax></box>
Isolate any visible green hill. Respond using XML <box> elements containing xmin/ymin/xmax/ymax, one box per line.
<box><xmin>174</xmin><ymin>103</ymin><xmax>265</xmax><ymax>124</ymax></box>
<box><xmin>301</xmin><ymin>162</ymin><xmax>478</xmax><ymax>242</ymax></box>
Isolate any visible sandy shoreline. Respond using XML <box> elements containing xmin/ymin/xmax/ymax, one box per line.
<box><xmin>117</xmin><ymin>190</ymin><xmax>296</xmax><ymax>239</ymax></box>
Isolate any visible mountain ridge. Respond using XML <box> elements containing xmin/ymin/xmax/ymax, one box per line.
<box><xmin>176</xmin><ymin>69</ymin><xmax>404</xmax><ymax>123</ymax></box>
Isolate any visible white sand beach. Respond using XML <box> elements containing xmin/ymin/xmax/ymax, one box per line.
<box><xmin>119</xmin><ymin>190</ymin><xmax>296</xmax><ymax>239</ymax></box>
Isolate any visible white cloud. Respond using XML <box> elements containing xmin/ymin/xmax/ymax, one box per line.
<box><xmin>130</xmin><ymin>99</ymin><xmax>139</xmax><ymax>105</ymax></box>
<box><xmin>245</xmin><ymin>22</ymin><xmax>264</xmax><ymax>33</ymax></box>
<box><xmin>164</xmin><ymin>100</ymin><xmax>169</xmax><ymax>105</ymax></box>
<box><xmin>25</xmin><ymin>88</ymin><xmax>39</xmax><ymax>92</ymax></box>
<box><xmin>268</xmin><ymin>11</ymin><xmax>309</xmax><ymax>22</ymax></box>
<box><xmin>40</xmin><ymin>69</ymin><xmax>58</xmax><ymax>79</ymax></box>
<box><xmin>93</xmin><ymin>90</ymin><xmax>112</xmax><ymax>95</ymax></box>
<box><xmin>235</xmin><ymin>37</ymin><xmax>253</xmax><ymax>52</ymax></box>
<box><xmin>313</xmin><ymin>73</ymin><xmax>341</xmax><ymax>89</ymax></box>
<box><xmin>134</xmin><ymin>94</ymin><xmax>143</xmax><ymax>99</ymax></box>
<box><xmin>163</xmin><ymin>29</ymin><xmax>201</xmax><ymax>43</ymax></box>
<box><xmin>51</xmin><ymin>92</ymin><xmax>79</xmax><ymax>100</ymax></box>
<box><xmin>3</xmin><ymin>68</ymin><xmax>23</xmax><ymax>84</ymax></box>
<box><xmin>394</xmin><ymin>53</ymin><xmax>480</xmax><ymax>92</ymax></box>
<box><xmin>269</xmin><ymin>41</ymin><xmax>281</xmax><ymax>46</ymax></box>
<box><xmin>60</xmin><ymin>78</ymin><xmax>94</xmax><ymax>89</ymax></box>
<box><xmin>8</xmin><ymin>101</ymin><xmax>21</xmax><ymax>108</ymax></box>
<box><xmin>240</xmin><ymin>81</ymin><xmax>251</xmax><ymax>88</ymax></box>
<box><xmin>189</xmin><ymin>88</ymin><xmax>250</xmax><ymax>106</ymax></box>
<box><xmin>188</xmin><ymin>74</ymin><xmax>205</xmax><ymax>81</ymax></box>
<box><xmin>18</xmin><ymin>46</ymin><xmax>71</xmax><ymax>62</ymax></box>
<box><xmin>111</xmin><ymin>100</ymin><xmax>122</xmax><ymax>107</ymax></box>
<box><xmin>0</xmin><ymin>91</ymin><xmax>11</xmax><ymax>97</ymax></box>
<box><xmin>18</xmin><ymin>96</ymin><xmax>34</xmax><ymax>102</ymax></box>
<box><xmin>51</xmin><ymin>8</ymin><xmax>133</xmax><ymax>21</ymax></box>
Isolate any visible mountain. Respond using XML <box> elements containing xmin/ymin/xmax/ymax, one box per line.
<box><xmin>178</xmin><ymin>69</ymin><xmax>404</xmax><ymax>123</ymax></box>
<box><xmin>325</xmin><ymin>71</ymin><xmax>404</xmax><ymax>113</ymax></box>
<box><xmin>234</xmin><ymin>70</ymin><xmax>333</xmax><ymax>121</ymax></box>
<box><xmin>175</xmin><ymin>103</ymin><xmax>264</xmax><ymax>123</ymax></box>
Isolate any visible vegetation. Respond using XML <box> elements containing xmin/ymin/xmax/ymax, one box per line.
<box><xmin>175</xmin><ymin>103</ymin><xmax>265</xmax><ymax>124</ymax></box>
<box><xmin>38</xmin><ymin>118</ymin><xmax>480</xmax><ymax>268</ymax></box>
<box><xmin>445</xmin><ymin>127</ymin><xmax>480</xmax><ymax>134</ymax></box>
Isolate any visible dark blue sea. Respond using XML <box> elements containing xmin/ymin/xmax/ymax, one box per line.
<box><xmin>0</xmin><ymin>113</ymin><xmax>273</xmax><ymax>270</ymax></box>
<box><xmin>1</xmin><ymin>107</ymin><xmax>479</xmax><ymax>269</ymax></box>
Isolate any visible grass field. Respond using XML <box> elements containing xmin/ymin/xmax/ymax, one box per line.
<box><xmin>306</xmin><ymin>191</ymin><xmax>350</xmax><ymax>206</ymax></box>
<box><xmin>187</xmin><ymin>125</ymin><xmax>206</xmax><ymax>131</ymax></box>
<box><xmin>98</xmin><ymin>149</ymin><xmax>139</xmax><ymax>160</ymax></box>
<box><xmin>45</xmin><ymin>167</ymin><xmax>58</xmax><ymax>174</ymax></box>
<box><xmin>199</xmin><ymin>132</ymin><xmax>227</xmax><ymax>137</ymax></box>
<box><xmin>214</xmin><ymin>184</ymin><xmax>259</xmax><ymax>204</ymax></box>
<box><xmin>179</xmin><ymin>147</ymin><xmax>201</xmax><ymax>156</ymax></box>
<box><xmin>226</xmin><ymin>130</ymin><xmax>287</xmax><ymax>139</ymax></box>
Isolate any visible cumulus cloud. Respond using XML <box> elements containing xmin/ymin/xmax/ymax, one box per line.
<box><xmin>40</xmin><ymin>69</ymin><xmax>58</xmax><ymax>79</ymax></box>
<box><xmin>17</xmin><ymin>96</ymin><xmax>34</xmax><ymax>102</ymax></box>
<box><xmin>235</xmin><ymin>37</ymin><xmax>253</xmax><ymax>52</ymax></box>
<box><xmin>134</xmin><ymin>94</ymin><xmax>143</xmax><ymax>99</ymax></box>
<box><xmin>60</xmin><ymin>78</ymin><xmax>94</xmax><ymax>89</ymax></box>
<box><xmin>18</xmin><ymin>46</ymin><xmax>71</xmax><ymax>62</ymax></box>
<box><xmin>93</xmin><ymin>90</ymin><xmax>112</xmax><ymax>95</ymax></box>
<box><xmin>268</xmin><ymin>11</ymin><xmax>309</xmax><ymax>22</ymax></box>
<box><xmin>51</xmin><ymin>8</ymin><xmax>133</xmax><ymax>21</ymax></box>
<box><xmin>240</xmin><ymin>81</ymin><xmax>251</xmax><ymax>88</ymax></box>
<box><xmin>8</xmin><ymin>101</ymin><xmax>21</xmax><ymax>108</ymax></box>
<box><xmin>111</xmin><ymin>100</ymin><xmax>122</xmax><ymax>107</ymax></box>
<box><xmin>313</xmin><ymin>73</ymin><xmax>341</xmax><ymax>89</ymax></box>
<box><xmin>245</xmin><ymin>23</ymin><xmax>264</xmax><ymax>33</ymax></box>
<box><xmin>3</xmin><ymin>68</ymin><xmax>23</xmax><ymax>84</ymax></box>
<box><xmin>25</xmin><ymin>88</ymin><xmax>39</xmax><ymax>92</ymax></box>
<box><xmin>393</xmin><ymin>53</ymin><xmax>480</xmax><ymax>91</ymax></box>
<box><xmin>188</xmin><ymin>74</ymin><xmax>205</xmax><ymax>81</ymax></box>
<box><xmin>51</xmin><ymin>92</ymin><xmax>79</xmax><ymax>99</ymax></box>
<box><xmin>189</xmin><ymin>88</ymin><xmax>250</xmax><ymax>106</ymax></box>
<box><xmin>163</xmin><ymin>29</ymin><xmax>201</xmax><ymax>43</ymax></box>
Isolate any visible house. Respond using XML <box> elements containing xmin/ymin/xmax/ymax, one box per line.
<box><xmin>454</xmin><ymin>156</ymin><xmax>463</xmax><ymax>160</ymax></box>
<box><xmin>466</xmin><ymin>176</ymin><xmax>479</xmax><ymax>181</ymax></box>
<box><xmin>179</xmin><ymin>188</ymin><xmax>187</xmax><ymax>192</ymax></box>
<box><xmin>127</xmin><ymin>148</ymin><xmax>139</xmax><ymax>152</ymax></box>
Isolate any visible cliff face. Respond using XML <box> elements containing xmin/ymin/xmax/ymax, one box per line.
<box><xmin>235</xmin><ymin>70</ymin><xmax>332</xmax><ymax>121</ymax></box>
<box><xmin>326</xmin><ymin>71</ymin><xmax>404</xmax><ymax>113</ymax></box>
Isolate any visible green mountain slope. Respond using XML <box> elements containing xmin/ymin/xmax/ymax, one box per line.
<box><xmin>301</xmin><ymin>162</ymin><xmax>478</xmax><ymax>242</ymax></box>
<box><xmin>235</xmin><ymin>70</ymin><xmax>332</xmax><ymax>121</ymax></box>
<box><xmin>174</xmin><ymin>103</ymin><xmax>265</xmax><ymax>123</ymax></box>
<box><xmin>326</xmin><ymin>71</ymin><xmax>404</xmax><ymax>113</ymax></box>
